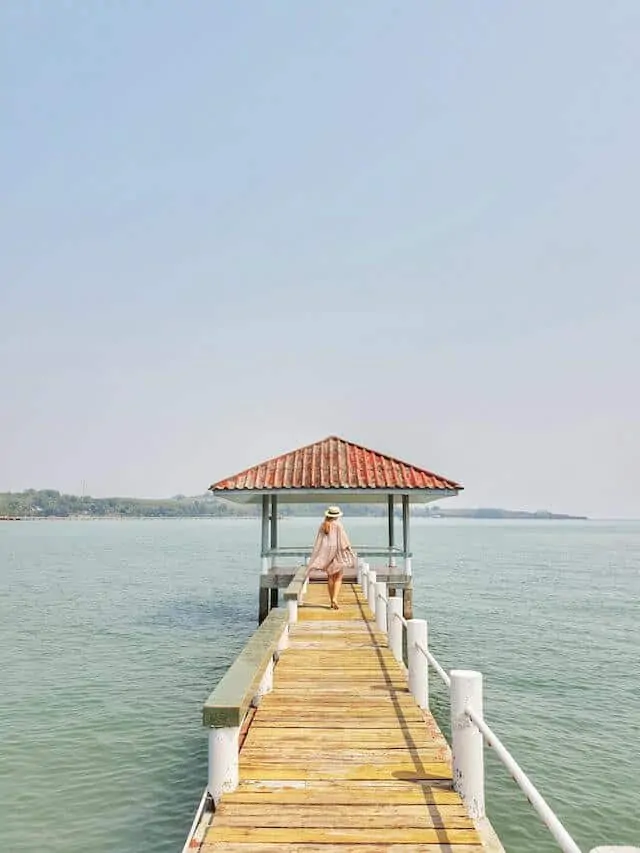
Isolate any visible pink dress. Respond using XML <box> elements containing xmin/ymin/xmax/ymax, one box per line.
<box><xmin>308</xmin><ymin>519</ymin><xmax>355</xmax><ymax>577</ymax></box>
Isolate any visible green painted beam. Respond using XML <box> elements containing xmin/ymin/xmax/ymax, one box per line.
<box><xmin>202</xmin><ymin>609</ymin><xmax>287</xmax><ymax>728</ymax></box>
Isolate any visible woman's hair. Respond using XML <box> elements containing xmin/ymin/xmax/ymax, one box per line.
<box><xmin>322</xmin><ymin>518</ymin><xmax>333</xmax><ymax>535</ymax></box>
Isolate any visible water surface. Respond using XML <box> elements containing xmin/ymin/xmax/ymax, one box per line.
<box><xmin>1</xmin><ymin>518</ymin><xmax>638</xmax><ymax>851</ymax></box>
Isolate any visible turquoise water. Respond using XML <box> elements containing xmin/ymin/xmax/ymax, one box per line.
<box><xmin>1</xmin><ymin>518</ymin><xmax>638</xmax><ymax>852</ymax></box>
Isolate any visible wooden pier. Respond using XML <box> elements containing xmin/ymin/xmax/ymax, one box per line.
<box><xmin>187</xmin><ymin>436</ymin><xmax>636</xmax><ymax>853</ymax></box>
<box><xmin>193</xmin><ymin>580</ymin><xmax>487</xmax><ymax>852</ymax></box>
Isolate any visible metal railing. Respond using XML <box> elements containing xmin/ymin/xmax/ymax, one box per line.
<box><xmin>356</xmin><ymin>564</ymin><xmax>637</xmax><ymax>853</ymax></box>
<box><xmin>415</xmin><ymin>639</ymin><xmax>450</xmax><ymax>688</ymax></box>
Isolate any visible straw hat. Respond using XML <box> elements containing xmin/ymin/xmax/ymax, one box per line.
<box><xmin>324</xmin><ymin>506</ymin><xmax>343</xmax><ymax>519</ymax></box>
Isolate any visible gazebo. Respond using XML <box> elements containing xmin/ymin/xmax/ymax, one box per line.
<box><xmin>209</xmin><ymin>435</ymin><xmax>462</xmax><ymax>622</ymax></box>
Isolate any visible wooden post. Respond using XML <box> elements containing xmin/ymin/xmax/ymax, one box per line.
<box><xmin>208</xmin><ymin>725</ymin><xmax>240</xmax><ymax>804</ymax></box>
<box><xmin>407</xmin><ymin>618</ymin><xmax>428</xmax><ymax>710</ymax></box>
<box><xmin>375</xmin><ymin>581</ymin><xmax>387</xmax><ymax>633</ymax></box>
<box><xmin>451</xmin><ymin>670</ymin><xmax>485</xmax><ymax>819</ymax></box>
<box><xmin>388</xmin><ymin>494</ymin><xmax>396</xmax><ymax>567</ymax></box>
<box><xmin>403</xmin><ymin>583</ymin><xmax>413</xmax><ymax>620</ymax></box>
<box><xmin>258</xmin><ymin>589</ymin><xmax>269</xmax><ymax>624</ymax></box>
<box><xmin>387</xmin><ymin>595</ymin><xmax>403</xmax><ymax>663</ymax></box>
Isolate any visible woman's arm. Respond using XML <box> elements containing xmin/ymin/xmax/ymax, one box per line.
<box><xmin>307</xmin><ymin>526</ymin><xmax>325</xmax><ymax>568</ymax></box>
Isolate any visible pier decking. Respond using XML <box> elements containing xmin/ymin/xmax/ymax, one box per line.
<box><xmin>199</xmin><ymin>582</ymin><xmax>484</xmax><ymax>852</ymax></box>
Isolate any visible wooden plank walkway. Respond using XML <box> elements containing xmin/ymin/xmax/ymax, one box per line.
<box><xmin>201</xmin><ymin>582</ymin><xmax>485</xmax><ymax>852</ymax></box>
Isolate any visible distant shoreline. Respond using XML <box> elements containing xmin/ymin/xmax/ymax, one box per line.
<box><xmin>0</xmin><ymin>490</ymin><xmax>589</xmax><ymax>521</ymax></box>
<box><xmin>1</xmin><ymin>512</ymin><xmax>591</xmax><ymax>522</ymax></box>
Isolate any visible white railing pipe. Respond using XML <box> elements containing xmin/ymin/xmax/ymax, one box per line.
<box><xmin>407</xmin><ymin>619</ymin><xmax>428</xmax><ymax>710</ymax></box>
<box><xmin>450</xmin><ymin>670</ymin><xmax>485</xmax><ymax>819</ymax></box>
<box><xmin>465</xmin><ymin>703</ymin><xmax>583</xmax><ymax>853</ymax></box>
<box><xmin>415</xmin><ymin>641</ymin><xmax>451</xmax><ymax>688</ymax></box>
<box><xmin>375</xmin><ymin>582</ymin><xmax>387</xmax><ymax>633</ymax></box>
<box><xmin>387</xmin><ymin>595</ymin><xmax>404</xmax><ymax>663</ymax></box>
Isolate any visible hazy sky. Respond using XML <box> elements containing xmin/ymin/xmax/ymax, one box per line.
<box><xmin>2</xmin><ymin>2</ymin><xmax>639</xmax><ymax>517</ymax></box>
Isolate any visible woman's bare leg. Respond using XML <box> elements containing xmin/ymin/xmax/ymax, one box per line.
<box><xmin>327</xmin><ymin>575</ymin><xmax>335</xmax><ymax>607</ymax></box>
<box><xmin>332</xmin><ymin>571</ymin><xmax>343</xmax><ymax>609</ymax></box>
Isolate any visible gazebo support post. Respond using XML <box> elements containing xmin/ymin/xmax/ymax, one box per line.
<box><xmin>388</xmin><ymin>495</ymin><xmax>396</xmax><ymax>568</ymax></box>
<box><xmin>402</xmin><ymin>494</ymin><xmax>413</xmax><ymax>619</ymax></box>
<box><xmin>258</xmin><ymin>495</ymin><xmax>270</xmax><ymax>624</ymax></box>
<box><xmin>269</xmin><ymin>495</ymin><xmax>279</xmax><ymax>609</ymax></box>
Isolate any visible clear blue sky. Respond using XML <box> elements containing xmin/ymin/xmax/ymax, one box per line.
<box><xmin>2</xmin><ymin>2</ymin><xmax>639</xmax><ymax>517</ymax></box>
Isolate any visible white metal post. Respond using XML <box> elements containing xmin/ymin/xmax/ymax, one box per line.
<box><xmin>357</xmin><ymin>558</ymin><xmax>363</xmax><ymax>587</ymax></box>
<box><xmin>277</xmin><ymin>624</ymin><xmax>289</xmax><ymax>652</ymax></box>
<box><xmin>367</xmin><ymin>570</ymin><xmax>377</xmax><ymax>616</ymax></box>
<box><xmin>404</xmin><ymin>556</ymin><xmax>412</xmax><ymax>577</ymax></box>
<box><xmin>208</xmin><ymin>725</ymin><xmax>240</xmax><ymax>804</ymax></box>
<box><xmin>255</xmin><ymin>657</ymin><xmax>274</xmax><ymax>698</ymax></box>
<box><xmin>375</xmin><ymin>581</ymin><xmax>387</xmax><ymax>633</ymax></box>
<box><xmin>361</xmin><ymin>562</ymin><xmax>369</xmax><ymax>594</ymax></box>
<box><xmin>450</xmin><ymin>670</ymin><xmax>485</xmax><ymax>819</ymax></box>
<box><xmin>407</xmin><ymin>618</ymin><xmax>428</xmax><ymax>710</ymax></box>
<box><xmin>387</xmin><ymin>595</ymin><xmax>403</xmax><ymax>663</ymax></box>
<box><xmin>287</xmin><ymin>598</ymin><xmax>298</xmax><ymax>623</ymax></box>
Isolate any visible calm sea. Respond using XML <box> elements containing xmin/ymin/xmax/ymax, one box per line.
<box><xmin>1</xmin><ymin>518</ymin><xmax>638</xmax><ymax>852</ymax></box>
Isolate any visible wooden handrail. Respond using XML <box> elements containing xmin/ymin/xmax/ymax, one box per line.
<box><xmin>283</xmin><ymin>563</ymin><xmax>309</xmax><ymax>602</ymax></box>
<box><xmin>202</xmin><ymin>608</ymin><xmax>287</xmax><ymax>728</ymax></box>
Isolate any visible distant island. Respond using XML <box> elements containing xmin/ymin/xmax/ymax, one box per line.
<box><xmin>420</xmin><ymin>506</ymin><xmax>587</xmax><ymax>521</ymax></box>
<box><xmin>0</xmin><ymin>490</ymin><xmax>587</xmax><ymax>520</ymax></box>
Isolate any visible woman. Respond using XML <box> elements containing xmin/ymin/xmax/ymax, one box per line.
<box><xmin>308</xmin><ymin>506</ymin><xmax>355</xmax><ymax>610</ymax></box>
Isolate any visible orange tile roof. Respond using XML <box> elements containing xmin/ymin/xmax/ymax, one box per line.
<box><xmin>209</xmin><ymin>435</ymin><xmax>462</xmax><ymax>493</ymax></box>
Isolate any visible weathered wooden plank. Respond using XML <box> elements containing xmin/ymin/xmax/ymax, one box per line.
<box><xmin>250</xmin><ymin>718</ymin><xmax>425</xmax><ymax>728</ymax></box>
<box><xmin>201</xmin><ymin>845</ymin><xmax>484</xmax><ymax>853</ymax></box>
<box><xmin>222</xmin><ymin>785</ymin><xmax>460</xmax><ymax>805</ymax></box>
<box><xmin>214</xmin><ymin>803</ymin><xmax>472</xmax><ymax>827</ymax></box>
<box><xmin>239</xmin><ymin>762</ymin><xmax>453</xmax><ymax>781</ymax></box>
<box><xmin>252</xmin><ymin>714</ymin><xmax>427</xmax><ymax>725</ymax></box>
<box><xmin>239</xmin><ymin>747</ymin><xmax>450</xmax><ymax>763</ymax></box>
<box><xmin>242</xmin><ymin>732</ymin><xmax>446</xmax><ymax>749</ymax></box>
<box><xmin>205</xmin><ymin>827</ymin><xmax>480</xmax><ymax>844</ymax></box>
